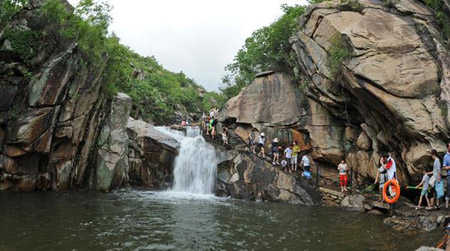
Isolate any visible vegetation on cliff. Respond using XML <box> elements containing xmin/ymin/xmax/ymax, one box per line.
<box><xmin>220</xmin><ymin>4</ymin><xmax>306</xmax><ymax>100</ymax></box>
<box><xmin>0</xmin><ymin>0</ymin><xmax>214</xmax><ymax>124</ymax></box>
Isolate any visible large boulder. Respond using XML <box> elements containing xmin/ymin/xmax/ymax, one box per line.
<box><xmin>289</xmin><ymin>0</ymin><xmax>450</xmax><ymax>185</ymax></box>
<box><xmin>225</xmin><ymin>72</ymin><xmax>306</xmax><ymax>128</ymax></box>
<box><xmin>217</xmin><ymin>152</ymin><xmax>321</xmax><ymax>204</ymax></box>
<box><xmin>126</xmin><ymin>118</ymin><xmax>179</xmax><ymax>188</ymax></box>
<box><xmin>0</xmin><ymin>2</ymin><xmax>109</xmax><ymax>191</ymax></box>
<box><xmin>95</xmin><ymin>93</ymin><xmax>132</xmax><ymax>192</ymax></box>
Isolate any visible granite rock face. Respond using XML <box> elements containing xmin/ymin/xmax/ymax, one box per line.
<box><xmin>216</xmin><ymin>152</ymin><xmax>321</xmax><ymax>204</ymax></box>
<box><xmin>224</xmin><ymin>0</ymin><xmax>450</xmax><ymax>186</ymax></box>
<box><xmin>95</xmin><ymin>93</ymin><xmax>132</xmax><ymax>192</ymax></box>
<box><xmin>0</xmin><ymin>2</ymin><xmax>171</xmax><ymax>192</ymax></box>
<box><xmin>126</xmin><ymin>118</ymin><xmax>179</xmax><ymax>188</ymax></box>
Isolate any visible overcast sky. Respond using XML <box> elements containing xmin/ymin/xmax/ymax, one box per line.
<box><xmin>68</xmin><ymin>0</ymin><xmax>307</xmax><ymax>91</ymax></box>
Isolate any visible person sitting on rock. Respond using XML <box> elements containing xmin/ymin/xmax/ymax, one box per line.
<box><xmin>257</xmin><ymin>133</ymin><xmax>266</xmax><ymax>157</ymax></box>
<box><xmin>269</xmin><ymin>138</ymin><xmax>280</xmax><ymax>165</ymax></box>
<box><xmin>337</xmin><ymin>159</ymin><xmax>348</xmax><ymax>192</ymax></box>
<box><xmin>301</xmin><ymin>151</ymin><xmax>312</xmax><ymax>179</ymax></box>
<box><xmin>374</xmin><ymin>156</ymin><xmax>387</xmax><ymax>202</ymax></box>
<box><xmin>415</xmin><ymin>167</ymin><xmax>432</xmax><ymax>210</ymax></box>
<box><xmin>291</xmin><ymin>141</ymin><xmax>300</xmax><ymax>173</ymax></box>
<box><xmin>284</xmin><ymin>145</ymin><xmax>292</xmax><ymax>171</ymax></box>
<box><xmin>281</xmin><ymin>159</ymin><xmax>288</xmax><ymax>170</ymax></box>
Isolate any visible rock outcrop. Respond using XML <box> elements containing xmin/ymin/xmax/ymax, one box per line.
<box><xmin>95</xmin><ymin>93</ymin><xmax>132</xmax><ymax>192</ymax></box>
<box><xmin>0</xmin><ymin>1</ymin><xmax>175</xmax><ymax>192</ymax></box>
<box><xmin>223</xmin><ymin>0</ymin><xmax>450</xmax><ymax>186</ymax></box>
<box><xmin>290</xmin><ymin>0</ymin><xmax>450</xmax><ymax>185</ymax></box>
<box><xmin>126</xmin><ymin>118</ymin><xmax>178</xmax><ymax>188</ymax></box>
<box><xmin>216</xmin><ymin>152</ymin><xmax>321</xmax><ymax>204</ymax></box>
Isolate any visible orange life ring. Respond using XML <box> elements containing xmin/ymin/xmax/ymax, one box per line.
<box><xmin>383</xmin><ymin>179</ymin><xmax>401</xmax><ymax>204</ymax></box>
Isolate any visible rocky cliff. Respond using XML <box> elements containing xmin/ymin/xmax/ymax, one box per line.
<box><xmin>0</xmin><ymin>1</ymin><xmax>177</xmax><ymax>191</ymax></box>
<box><xmin>223</xmin><ymin>0</ymin><xmax>450</xmax><ymax>186</ymax></box>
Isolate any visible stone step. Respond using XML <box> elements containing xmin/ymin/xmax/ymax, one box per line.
<box><xmin>319</xmin><ymin>187</ymin><xmax>345</xmax><ymax>198</ymax></box>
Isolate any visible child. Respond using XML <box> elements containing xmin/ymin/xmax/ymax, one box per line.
<box><xmin>415</xmin><ymin>168</ymin><xmax>431</xmax><ymax>210</ymax></box>
<box><xmin>281</xmin><ymin>159</ymin><xmax>288</xmax><ymax>170</ymax></box>
<box><xmin>337</xmin><ymin>159</ymin><xmax>348</xmax><ymax>192</ymax></box>
<box><xmin>222</xmin><ymin>127</ymin><xmax>229</xmax><ymax>146</ymax></box>
<box><xmin>284</xmin><ymin>145</ymin><xmax>292</xmax><ymax>171</ymax></box>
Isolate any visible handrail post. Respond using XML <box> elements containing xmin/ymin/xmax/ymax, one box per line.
<box><xmin>316</xmin><ymin>163</ymin><xmax>319</xmax><ymax>188</ymax></box>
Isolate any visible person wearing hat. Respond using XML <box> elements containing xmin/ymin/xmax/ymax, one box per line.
<box><xmin>270</xmin><ymin>138</ymin><xmax>280</xmax><ymax>165</ymax></box>
<box><xmin>257</xmin><ymin>132</ymin><xmax>266</xmax><ymax>157</ymax></box>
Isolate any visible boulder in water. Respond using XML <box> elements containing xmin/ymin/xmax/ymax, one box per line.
<box><xmin>217</xmin><ymin>152</ymin><xmax>321</xmax><ymax>205</ymax></box>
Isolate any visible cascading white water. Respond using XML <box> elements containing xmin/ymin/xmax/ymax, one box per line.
<box><xmin>156</xmin><ymin>126</ymin><xmax>217</xmax><ymax>195</ymax></box>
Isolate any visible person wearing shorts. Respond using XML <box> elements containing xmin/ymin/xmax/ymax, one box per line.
<box><xmin>337</xmin><ymin>159</ymin><xmax>348</xmax><ymax>192</ymax></box>
<box><xmin>291</xmin><ymin>141</ymin><xmax>300</xmax><ymax>172</ymax></box>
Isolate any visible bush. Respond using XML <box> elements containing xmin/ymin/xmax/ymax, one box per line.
<box><xmin>328</xmin><ymin>33</ymin><xmax>351</xmax><ymax>79</ymax></box>
<box><xmin>0</xmin><ymin>0</ymin><xmax>28</xmax><ymax>26</ymax></box>
<box><xmin>1</xmin><ymin>27</ymin><xmax>38</xmax><ymax>60</ymax></box>
<box><xmin>221</xmin><ymin>4</ymin><xmax>306</xmax><ymax>101</ymax></box>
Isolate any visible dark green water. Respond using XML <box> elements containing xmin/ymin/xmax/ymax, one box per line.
<box><xmin>0</xmin><ymin>190</ymin><xmax>441</xmax><ymax>250</ymax></box>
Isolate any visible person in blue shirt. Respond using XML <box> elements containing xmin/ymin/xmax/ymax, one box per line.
<box><xmin>443</xmin><ymin>143</ymin><xmax>450</xmax><ymax>209</ymax></box>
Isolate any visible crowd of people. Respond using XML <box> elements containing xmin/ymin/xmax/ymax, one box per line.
<box><xmin>196</xmin><ymin>108</ymin><xmax>450</xmax><ymax>210</ymax></box>
<box><xmin>411</xmin><ymin>145</ymin><xmax>450</xmax><ymax>210</ymax></box>
<box><xmin>247</xmin><ymin>129</ymin><xmax>312</xmax><ymax>179</ymax></box>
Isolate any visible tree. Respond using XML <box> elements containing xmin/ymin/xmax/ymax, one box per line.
<box><xmin>221</xmin><ymin>4</ymin><xmax>306</xmax><ymax>100</ymax></box>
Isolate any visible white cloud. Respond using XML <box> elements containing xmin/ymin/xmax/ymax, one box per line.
<box><xmin>68</xmin><ymin>0</ymin><xmax>308</xmax><ymax>91</ymax></box>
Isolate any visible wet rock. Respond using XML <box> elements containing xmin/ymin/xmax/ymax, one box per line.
<box><xmin>217</xmin><ymin>153</ymin><xmax>321</xmax><ymax>205</ymax></box>
<box><xmin>341</xmin><ymin>194</ymin><xmax>365</xmax><ymax>212</ymax></box>
<box><xmin>126</xmin><ymin>118</ymin><xmax>179</xmax><ymax>188</ymax></box>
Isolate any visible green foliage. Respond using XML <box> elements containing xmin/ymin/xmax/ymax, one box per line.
<box><xmin>328</xmin><ymin>33</ymin><xmax>351</xmax><ymax>78</ymax></box>
<box><xmin>382</xmin><ymin>0</ymin><xmax>399</xmax><ymax>8</ymax></box>
<box><xmin>202</xmin><ymin>92</ymin><xmax>226</xmax><ymax>112</ymax></box>
<box><xmin>0</xmin><ymin>0</ymin><xmax>213</xmax><ymax>124</ymax></box>
<box><xmin>339</xmin><ymin>0</ymin><xmax>365</xmax><ymax>12</ymax></box>
<box><xmin>221</xmin><ymin>4</ymin><xmax>306</xmax><ymax>101</ymax></box>
<box><xmin>0</xmin><ymin>0</ymin><xmax>28</xmax><ymax>26</ymax></box>
<box><xmin>424</xmin><ymin>0</ymin><xmax>450</xmax><ymax>43</ymax></box>
<box><xmin>1</xmin><ymin>27</ymin><xmax>38</xmax><ymax>60</ymax></box>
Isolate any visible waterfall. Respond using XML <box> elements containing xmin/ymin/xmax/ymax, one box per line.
<box><xmin>156</xmin><ymin>126</ymin><xmax>217</xmax><ymax>195</ymax></box>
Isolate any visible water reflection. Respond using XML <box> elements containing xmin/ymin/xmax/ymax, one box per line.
<box><xmin>0</xmin><ymin>191</ymin><xmax>442</xmax><ymax>251</ymax></box>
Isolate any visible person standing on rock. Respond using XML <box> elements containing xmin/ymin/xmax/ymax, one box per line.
<box><xmin>385</xmin><ymin>153</ymin><xmax>397</xmax><ymax>180</ymax></box>
<box><xmin>257</xmin><ymin>133</ymin><xmax>266</xmax><ymax>157</ymax></box>
<box><xmin>429</xmin><ymin>149</ymin><xmax>442</xmax><ymax>209</ymax></box>
<box><xmin>270</xmin><ymin>138</ymin><xmax>280</xmax><ymax>165</ymax></box>
<box><xmin>337</xmin><ymin>159</ymin><xmax>348</xmax><ymax>192</ymax></box>
<box><xmin>385</xmin><ymin>153</ymin><xmax>398</xmax><ymax>198</ymax></box>
<box><xmin>205</xmin><ymin>116</ymin><xmax>210</xmax><ymax>135</ymax></box>
<box><xmin>210</xmin><ymin>116</ymin><xmax>217</xmax><ymax>139</ymax></box>
<box><xmin>284</xmin><ymin>145</ymin><xmax>293</xmax><ymax>171</ymax></box>
<box><xmin>374</xmin><ymin>156</ymin><xmax>387</xmax><ymax>202</ymax></box>
<box><xmin>415</xmin><ymin>167</ymin><xmax>431</xmax><ymax>210</ymax></box>
<box><xmin>292</xmin><ymin>141</ymin><xmax>300</xmax><ymax>173</ymax></box>
<box><xmin>443</xmin><ymin>142</ymin><xmax>450</xmax><ymax>209</ymax></box>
